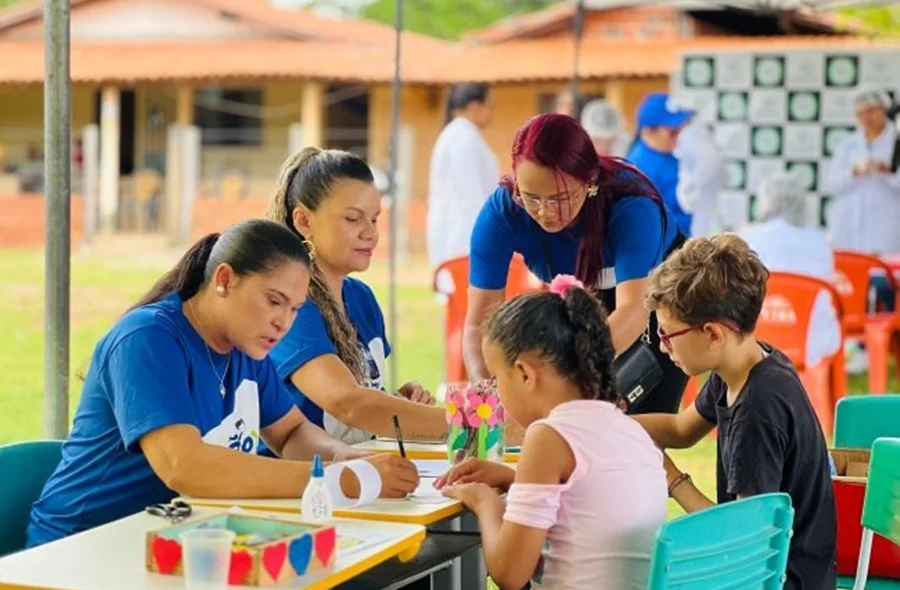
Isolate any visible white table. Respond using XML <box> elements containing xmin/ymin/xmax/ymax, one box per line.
<box><xmin>0</xmin><ymin>508</ymin><xmax>425</xmax><ymax>590</ymax></box>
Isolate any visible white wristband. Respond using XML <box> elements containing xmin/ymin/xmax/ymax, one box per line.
<box><xmin>323</xmin><ymin>459</ymin><xmax>383</xmax><ymax>508</ymax></box>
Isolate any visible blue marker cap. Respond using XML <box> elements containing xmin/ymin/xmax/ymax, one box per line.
<box><xmin>311</xmin><ymin>454</ymin><xmax>324</xmax><ymax>478</ymax></box>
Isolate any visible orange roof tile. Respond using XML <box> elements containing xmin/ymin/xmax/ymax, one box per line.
<box><xmin>1</xmin><ymin>35</ymin><xmax>897</xmax><ymax>87</ymax></box>
<box><xmin>0</xmin><ymin>40</ymin><xmax>451</xmax><ymax>86</ymax></box>
<box><xmin>0</xmin><ymin>0</ymin><xmax>447</xmax><ymax>50</ymax></box>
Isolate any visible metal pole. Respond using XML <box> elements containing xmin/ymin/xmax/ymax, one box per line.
<box><xmin>387</xmin><ymin>0</ymin><xmax>403</xmax><ymax>391</ymax></box>
<box><xmin>43</xmin><ymin>0</ymin><xmax>71</xmax><ymax>439</ymax></box>
<box><xmin>570</xmin><ymin>0</ymin><xmax>586</xmax><ymax>99</ymax></box>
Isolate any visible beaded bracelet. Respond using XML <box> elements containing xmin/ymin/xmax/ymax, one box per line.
<box><xmin>668</xmin><ymin>472</ymin><xmax>692</xmax><ymax>497</ymax></box>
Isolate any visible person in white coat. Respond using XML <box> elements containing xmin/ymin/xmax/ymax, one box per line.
<box><xmin>580</xmin><ymin>99</ymin><xmax>629</xmax><ymax>158</ymax></box>
<box><xmin>740</xmin><ymin>172</ymin><xmax>841</xmax><ymax>369</ymax></box>
<box><xmin>674</xmin><ymin>120</ymin><xmax>729</xmax><ymax>237</ymax></box>
<box><xmin>426</xmin><ymin>82</ymin><xmax>499</xmax><ymax>270</ymax></box>
<box><xmin>826</xmin><ymin>87</ymin><xmax>900</xmax><ymax>254</ymax></box>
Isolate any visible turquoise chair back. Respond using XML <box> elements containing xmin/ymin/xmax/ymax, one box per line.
<box><xmin>835</xmin><ymin>395</ymin><xmax>900</xmax><ymax>449</ymax></box>
<box><xmin>0</xmin><ymin>440</ymin><xmax>62</xmax><ymax>556</ymax></box>
<box><xmin>647</xmin><ymin>493</ymin><xmax>794</xmax><ymax>589</ymax></box>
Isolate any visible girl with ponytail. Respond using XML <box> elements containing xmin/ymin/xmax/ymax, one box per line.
<box><xmin>436</xmin><ymin>278</ymin><xmax>667</xmax><ymax>590</ymax></box>
<box><xmin>463</xmin><ymin>112</ymin><xmax>689</xmax><ymax>415</ymax></box>
<box><xmin>27</xmin><ymin>220</ymin><xmax>418</xmax><ymax>548</ymax></box>
<box><xmin>267</xmin><ymin>147</ymin><xmax>448</xmax><ymax>445</ymax></box>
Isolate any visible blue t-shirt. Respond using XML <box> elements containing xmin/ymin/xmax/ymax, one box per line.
<box><xmin>627</xmin><ymin>139</ymin><xmax>689</xmax><ymax>236</ymax></box>
<box><xmin>269</xmin><ymin>278</ymin><xmax>391</xmax><ymax>429</ymax></box>
<box><xmin>469</xmin><ymin>185</ymin><xmax>678</xmax><ymax>292</ymax></box>
<box><xmin>26</xmin><ymin>293</ymin><xmax>296</xmax><ymax>547</ymax></box>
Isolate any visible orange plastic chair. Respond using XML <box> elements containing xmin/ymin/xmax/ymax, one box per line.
<box><xmin>754</xmin><ymin>272</ymin><xmax>846</xmax><ymax>436</ymax></box>
<box><xmin>833</xmin><ymin>251</ymin><xmax>900</xmax><ymax>394</ymax></box>
<box><xmin>433</xmin><ymin>254</ymin><xmax>544</xmax><ymax>383</ymax></box>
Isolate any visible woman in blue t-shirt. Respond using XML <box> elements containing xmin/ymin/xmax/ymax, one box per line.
<box><xmin>465</xmin><ymin>113</ymin><xmax>688</xmax><ymax>414</ymax></box>
<box><xmin>266</xmin><ymin>148</ymin><xmax>448</xmax><ymax>445</ymax></box>
<box><xmin>27</xmin><ymin>220</ymin><xmax>418</xmax><ymax>547</ymax></box>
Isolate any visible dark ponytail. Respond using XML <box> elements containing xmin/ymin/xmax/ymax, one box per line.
<box><xmin>131</xmin><ymin>233</ymin><xmax>221</xmax><ymax>310</ymax></box>
<box><xmin>130</xmin><ymin>219</ymin><xmax>309</xmax><ymax>312</ymax></box>
<box><xmin>483</xmin><ymin>287</ymin><xmax>619</xmax><ymax>403</ymax></box>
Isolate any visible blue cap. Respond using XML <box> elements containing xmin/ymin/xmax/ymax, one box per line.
<box><xmin>636</xmin><ymin>92</ymin><xmax>694</xmax><ymax>130</ymax></box>
<box><xmin>311</xmin><ymin>454</ymin><xmax>324</xmax><ymax>478</ymax></box>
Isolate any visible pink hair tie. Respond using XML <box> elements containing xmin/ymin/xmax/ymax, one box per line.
<box><xmin>549</xmin><ymin>274</ymin><xmax>584</xmax><ymax>297</ymax></box>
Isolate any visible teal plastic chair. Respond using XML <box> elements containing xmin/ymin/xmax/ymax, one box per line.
<box><xmin>0</xmin><ymin>440</ymin><xmax>62</xmax><ymax>556</ymax></box>
<box><xmin>834</xmin><ymin>396</ymin><xmax>900</xmax><ymax>590</ymax></box>
<box><xmin>647</xmin><ymin>493</ymin><xmax>794</xmax><ymax>589</ymax></box>
<box><xmin>847</xmin><ymin>438</ymin><xmax>900</xmax><ymax>590</ymax></box>
<box><xmin>835</xmin><ymin>395</ymin><xmax>900</xmax><ymax>449</ymax></box>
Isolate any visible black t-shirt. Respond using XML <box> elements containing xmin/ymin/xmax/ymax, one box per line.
<box><xmin>695</xmin><ymin>344</ymin><xmax>836</xmax><ymax>590</ymax></box>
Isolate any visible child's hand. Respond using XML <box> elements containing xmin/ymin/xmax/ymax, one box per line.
<box><xmin>434</xmin><ymin>458</ymin><xmax>515</xmax><ymax>491</ymax></box>
<box><xmin>398</xmin><ymin>381</ymin><xmax>436</xmax><ymax>405</ymax></box>
<box><xmin>440</xmin><ymin>482</ymin><xmax>495</xmax><ymax>509</ymax></box>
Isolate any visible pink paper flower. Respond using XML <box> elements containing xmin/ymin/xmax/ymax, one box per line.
<box><xmin>549</xmin><ymin>274</ymin><xmax>584</xmax><ymax>297</ymax></box>
<box><xmin>466</xmin><ymin>393</ymin><xmax>501</xmax><ymax>428</ymax></box>
<box><xmin>445</xmin><ymin>390</ymin><xmax>466</xmax><ymax>427</ymax></box>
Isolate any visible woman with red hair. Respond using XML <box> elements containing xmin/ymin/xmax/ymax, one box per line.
<box><xmin>463</xmin><ymin>113</ymin><xmax>687</xmax><ymax>414</ymax></box>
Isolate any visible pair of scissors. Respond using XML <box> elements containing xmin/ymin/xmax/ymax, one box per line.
<box><xmin>145</xmin><ymin>500</ymin><xmax>192</xmax><ymax>523</ymax></box>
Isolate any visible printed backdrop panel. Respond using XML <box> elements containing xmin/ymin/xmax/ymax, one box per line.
<box><xmin>678</xmin><ymin>48</ymin><xmax>900</xmax><ymax>229</ymax></box>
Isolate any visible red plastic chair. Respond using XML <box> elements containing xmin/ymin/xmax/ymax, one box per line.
<box><xmin>754</xmin><ymin>272</ymin><xmax>846</xmax><ymax>436</ymax></box>
<box><xmin>433</xmin><ymin>254</ymin><xmax>544</xmax><ymax>383</ymax></box>
<box><xmin>833</xmin><ymin>251</ymin><xmax>900</xmax><ymax>394</ymax></box>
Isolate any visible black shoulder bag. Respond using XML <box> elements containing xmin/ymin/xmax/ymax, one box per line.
<box><xmin>540</xmin><ymin>237</ymin><xmax>661</xmax><ymax>410</ymax></box>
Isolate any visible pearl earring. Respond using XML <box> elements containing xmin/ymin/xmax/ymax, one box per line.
<box><xmin>217</xmin><ymin>286</ymin><xmax>225</xmax><ymax>295</ymax></box>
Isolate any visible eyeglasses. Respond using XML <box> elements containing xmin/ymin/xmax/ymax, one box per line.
<box><xmin>657</xmin><ymin>320</ymin><xmax>741</xmax><ymax>352</ymax></box>
<box><xmin>513</xmin><ymin>191</ymin><xmax>576</xmax><ymax>218</ymax></box>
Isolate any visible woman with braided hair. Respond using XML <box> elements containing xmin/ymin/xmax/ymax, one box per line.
<box><xmin>266</xmin><ymin>147</ymin><xmax>448</xmax><ymax>446</ymax></box>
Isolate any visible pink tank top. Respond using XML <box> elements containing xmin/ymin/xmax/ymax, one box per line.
<box><xmin>503</xmin><ymin>400</ymin><xmax>667</xmax><ymax>589</ymax></box>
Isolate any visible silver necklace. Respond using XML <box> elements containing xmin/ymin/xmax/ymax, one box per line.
<box><xmin>188</xmin><ymin>299</ymin><xmax>231</xmax><ymax>397</ymax></box>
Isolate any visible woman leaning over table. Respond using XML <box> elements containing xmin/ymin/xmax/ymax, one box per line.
<box><xmin>26</xmin><ymin>220</ymin><xmax>417</xmax><ymax>548</ymax></box>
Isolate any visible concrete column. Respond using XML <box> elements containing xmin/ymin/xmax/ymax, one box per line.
<box><xmin>288</xmin><ymin>122</ymin><xmax>304</xmax><ymax>155</ymax></box>
<box><xmin>176</xmin><ymin>85</ymin><xmax>193</xmax><ymax>126</ymax></box>
<box><xmin>301</xmin><ymin>82</ymin><xmax>325</xmax><ymax>148</ymax></box>
<box><xmin>164</xmin><ymin>124</ymin><xmax>183</xmax><ymax>245</ymax></box>
<box><xmin>81</xmin><ymin>124</ymin><xmax>99</xmax><ymax>248</ymax></box>
<box><xmin>98</xmin><ymin>86</ymin><xmax>120</xmax><ymax>231</ymax></box>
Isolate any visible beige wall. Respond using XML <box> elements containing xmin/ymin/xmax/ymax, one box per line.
<box><xmin>196</xmin><ymin>82</ymin><xmax>306</xmax><ymax>197</ymax></box>
<box><xmin>0</xmin><ymin>0</ymin><xmax>272</xmax><ymax>41</ymax></box>
<box><xmin>0</xmin><ymin>86</ymin><xmax>96</xmax><ymax>165</ymax></box>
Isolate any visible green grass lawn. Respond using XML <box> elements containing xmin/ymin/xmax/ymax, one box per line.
<box><xmin>2</xmin><ymin>245</ymin><xmax>897</xmax><ymax>519</ymax></box>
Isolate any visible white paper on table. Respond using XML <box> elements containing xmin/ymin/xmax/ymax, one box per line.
<box><xmin>409</xmin><ymin>477</ymin><xmax>446</xmax><ymax>504</ymax></box>
<box><xmin>413</xmin><ymin>459</ymin><xmax>451</xmax><ymax>478</ymax></box>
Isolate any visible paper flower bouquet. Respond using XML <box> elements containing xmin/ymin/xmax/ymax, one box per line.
<box><xmin>444</xmin><ymin>380</ymin><xmax>506</xmax><ymax>464</ymax></box>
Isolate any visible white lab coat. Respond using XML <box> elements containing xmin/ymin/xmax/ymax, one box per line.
<box><xmin>740</xmin><ymin>218</ymin><xmax>841</xmax><ymax>369</ymax></box>
<box><xmin>426</xmin><ymin>117</ymin><xmax>500</xmax><ymax>270</ymax></box>
<box><xmin>674</xmin><ymin>122</ymin><xmax>729</xmax><ymax>237</ymax></box>
<box><xmin>826</xmin><ymin>125</ymin><xmax>900</xmax><ymax>254</ymax></box>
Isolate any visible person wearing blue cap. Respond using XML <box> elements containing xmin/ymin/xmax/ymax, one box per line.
<box><xmin>627</xmin><ymin>92</ymin><xmax>694</xmax><ymax>236</ymax></box>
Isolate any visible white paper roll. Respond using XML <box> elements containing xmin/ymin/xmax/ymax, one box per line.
<box><xmin>324</xmin><ymin>459</ymin><xmax>383</xmax><ymax>508</ymax></box>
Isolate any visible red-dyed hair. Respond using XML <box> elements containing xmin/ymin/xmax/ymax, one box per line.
<box><xmin>500</xmin><ymin>113</ymin><xmax>667</xmax><ymax>286</ymax></box>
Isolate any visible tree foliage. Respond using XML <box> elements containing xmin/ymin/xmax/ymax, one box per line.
<box><xmin>363</xmin><ymin>0</ymin><xmax>557</xmax><ymax>40</ymax></box>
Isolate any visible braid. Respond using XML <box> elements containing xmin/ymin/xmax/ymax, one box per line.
<box><xmin>308</xmin><ymin>265</ymin><xmax>367</xmax><ymax>382</ymax></box>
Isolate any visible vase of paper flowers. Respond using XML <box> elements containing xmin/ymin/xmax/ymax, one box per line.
<box><xmin>444</xmin><ymin>379</ymin><xmax>506</xmax><ymax>464</ymax></box>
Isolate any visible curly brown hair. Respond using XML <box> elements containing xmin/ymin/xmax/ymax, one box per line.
<box><xmin>645</xmin><ymin>233</ymin><xmax>770</xmax><ymax>334</ymax></box>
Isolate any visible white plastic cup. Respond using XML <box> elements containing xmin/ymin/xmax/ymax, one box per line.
<box><xmin>179</xmin><ymin>528</ymin><xmax>235</xmax><ymax>590</ymax></box>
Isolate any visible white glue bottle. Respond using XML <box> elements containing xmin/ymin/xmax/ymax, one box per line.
<box><xmin>301</xmin><ymin>454</ymin><xmax>333</xmax><ymax>522</ymax></box>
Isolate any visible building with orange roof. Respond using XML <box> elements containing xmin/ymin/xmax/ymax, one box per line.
<box><xmin>0</xmin><ymin>0</ymin><xmax>893</xmax><ymax>251</ymax></box>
